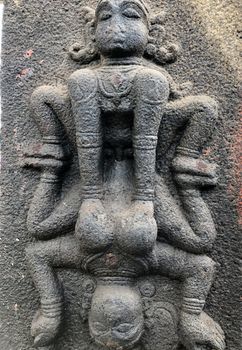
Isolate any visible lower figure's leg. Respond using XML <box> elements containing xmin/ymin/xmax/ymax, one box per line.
<box><xmin>154</xmin><ymin>243</ymin><xmax>225</xmax><ymax>350</ymax></box>
<box><xmin>180</xmin><ymin>255</ymin><xmax>225</xmax><ymax>350</ymax></box>
<box><xmin>26</xmin><ymin>237</ymin><xmax>81</xmax><ymax>347</ymax></box>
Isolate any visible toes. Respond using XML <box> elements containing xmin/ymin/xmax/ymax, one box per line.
<box><xmin>34</xmin><ymin>333</ymin><xmax>53</xmax><ymax>347</ymax></box>
<box><xmin>31</xmin><ymin>309</ymin><xmax>42</xmax><ymax>337</ymax></box>
<box><xmin>212</xmin><ymin>338</ymin><xmax>226</xmax><ymax>350</ymax></box>
<box><xmin>215</xmin><ymin>323</ymin><xmax>225</xmax><ymax>337</ymax></box>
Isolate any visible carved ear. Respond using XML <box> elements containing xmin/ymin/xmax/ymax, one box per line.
<box><xmin>150</xmin><ymin>11</ymin><xmax>166</xmax><ymax>26</ymax></box>
<box><xmin>69</xmin><ymin>42</ymin><xmax>98</xmax><ymax>63</ymax></box>
<box><xmin>79</xmin><ymin>6</ymin><xmax>96</xmax><ymax>42</ymax></box>
<box><xmin>80</xmin><ymin>6</ymin><xmax>95</xmax><ymax>24</ymax></box>
<box><xmin>68</xmin><ymin>6</ymin><xmax>99</xmax><ymax>64</ymax></box>
<box><xmin>149</xmin><ymin>11</ymin><xmax>167</xmax><ymax>43</ymax></box>
<box><xmin>146</xmin><ymin>11</ymin><xmax>181</xmax><ymax>65</ymax></box>
<box><xmin>155</xmin><ymin>42</ymin><xmax>181</xmax><ymax>64</ymax></box>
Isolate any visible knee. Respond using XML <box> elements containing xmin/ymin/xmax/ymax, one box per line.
<box><xmin>192</xmin><ymin>95</ymin><xmax>218</xmax><ymax>119</ymax></box>
<box><xmin>192</xmin><ymin>255</ymin><xmax>216</xmax><ymax>276</ymax></box>
<box><xmin>25</xmin><ymin>242</ymin><xmax>49</xmax><ymax>262</ymax></box>
<box><xmin>31</xmin><ymin>85</ymin><xmax>62</xmax><ymax>102</ymax></box>
<box><xmin>135</xmin><ymin>68</ymin><xmax>169</xmax><ymax>103</ymax></box>
<box><xmin>31</xmin><ymin>85</ymin><xmax>50</xmax><ymax>98</ymax></box>
<box><xmin>31</xmin><ymin>85</ymin><xmax>68</xmax><ymax>112</ymax></box>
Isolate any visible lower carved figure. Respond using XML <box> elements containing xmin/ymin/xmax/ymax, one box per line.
<box><xmin>23</xmin><ymin>82</ymin><xmax>225</xmax><ymax>349</ymax></box>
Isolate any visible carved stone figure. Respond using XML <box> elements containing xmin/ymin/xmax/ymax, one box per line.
<box><xmin>23</xmin><ymin>1</ymin><xmax>225</xmax><ymax>349</ymax></box>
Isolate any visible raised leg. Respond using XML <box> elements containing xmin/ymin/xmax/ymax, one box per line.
<box><xmin>159</xmin><ymin>95</ymin><xmax>218</xmax><ymax>173</ymax></box>
<box><xmin>30</xmin><ymin>85</ymin><xmax>71</xmax><ymax>160</ymax></box>
<box><xmin>68</xmin><ymin>69</ymin><xmax>113</xmax><ymax>253</ymax></box>
<box><xmin>26</xmin><ymin>236</ymin><xmax>81</xmax><ymax>347</ymax></box>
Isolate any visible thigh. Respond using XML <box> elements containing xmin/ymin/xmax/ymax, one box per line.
<box><xmin>153</xmin><ymin>242</ymin><xmax>188</xmax><ymax>279</ymax></box>
<box><xmin>28</xmin><ymin>236</ymin><xmax>83</xmax><ymax>269</ymax></box>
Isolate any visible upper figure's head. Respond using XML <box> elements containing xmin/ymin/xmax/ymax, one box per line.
<box><xmin>95</xmin><ymin>0</ymin><xmax>150</xmax><ymax>58</ymax></box>
<box><xmin>69</xmin><ymin>0</ymin><xmax>180</xmax><ymax>65</ymax></box>
<box><xmin>89</xmin><ymin>285</ymin><xmax>144</xmax><ymax>349</ymax></box>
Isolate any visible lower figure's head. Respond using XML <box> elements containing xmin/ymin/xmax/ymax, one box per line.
<box><xmin>89</xmin><ymin>284</ymin><xmax>144</xmax><ymax>349</ymax></box>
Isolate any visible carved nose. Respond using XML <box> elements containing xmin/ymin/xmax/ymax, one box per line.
<box><xmin>107</xmin><ymin>18</ymin><xmax>125</xmax><ymax>35</ymax></box>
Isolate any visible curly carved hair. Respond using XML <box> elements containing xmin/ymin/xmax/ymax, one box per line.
<box><xmin>69</xmin><ymin>5</ymin><xmax>180</xmax><ymax>66</ymax></box>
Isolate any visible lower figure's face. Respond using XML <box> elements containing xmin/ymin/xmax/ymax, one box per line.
<box><xmin>89</xmin><ymin>285</ymin><xmax>144</xmax><ymax>349</ymax></box>
<box><xmin>95</xmin><ymin>0</ymin><xmax>149</xmax><ymax>58</ymax></box>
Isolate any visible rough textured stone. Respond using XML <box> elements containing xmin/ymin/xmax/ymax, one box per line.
<box><xmin>1</xmin><ymin>1</ymin><xmax>241</xmax><ymax>350</ymax></box>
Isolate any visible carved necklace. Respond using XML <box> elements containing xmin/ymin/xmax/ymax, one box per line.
<box><xmin>98</xmin><ymin>66</ymin><xmax>138</xmax><ymax>106</ymax></box>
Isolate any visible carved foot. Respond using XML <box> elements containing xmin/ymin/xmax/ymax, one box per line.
<box><xmin>31</xmin><ymin>301</ymin><xmax>63</xmax><ymax>348</ymax></box>
<box><xmin>179</xmin><ymin>311</ymin><xmax>225</xmax><ymax>350</ymax></box>
<box><xmin>118</xmin><ymin>201</ymin><xmax>157</xmax><ymax>255</ymax></box>
<box><xmin>75</xmin><ymin>199</ymin><xmax>114</xmax><ymax>252</ymax></box>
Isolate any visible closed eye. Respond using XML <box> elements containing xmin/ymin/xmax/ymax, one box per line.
<box><xmin>122</xmin><ymin>9</ymin><xmax>141</xmax><ymax>19</ymax></box>
<box><xmin>99</xmin><ymin>11</ymin><xmax>112</xmax><ymax>21</ymax></box>
<box><xmin>92</xmin><ymin>322</ymin><xmax>108</xmax><ymax>333</ymax></box>
<box><xmin>115</xmin><ymin>323</ymin><xmax>132</xmax><ymax>333</ymax></box>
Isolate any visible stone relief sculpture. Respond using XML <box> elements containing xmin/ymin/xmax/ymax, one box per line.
<box><xmin>22</xmin><ymin>0</ymin><xmax>226</xmax><ymax>349</ymax></box>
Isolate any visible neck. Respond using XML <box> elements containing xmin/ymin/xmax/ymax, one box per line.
<box><xmin>101</xmin><ymin>56</ymin><xmax>144</xmax><ymax>66</ymax></box>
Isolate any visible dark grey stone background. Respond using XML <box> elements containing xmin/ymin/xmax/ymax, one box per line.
<box><xmin>1</xmin><ymin>0</ymin><xmax>241</xmax><ymax>349</ymax></box>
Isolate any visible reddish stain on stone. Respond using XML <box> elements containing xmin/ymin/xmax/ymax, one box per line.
<box><xmin>16</xmin><ymin>68</ymin><xmax>33</xmax><ymax>79</ymax></box>
<box><xmin>105</xmin><ymin>253</ymin><xmax>118</xmax><ymax>268</ymax></box>
<box><xmin>203</xmin><ymin>147</ymin><xmax>213</xmax><ymax>156</ymax></box>
<box><xmin>32</xmin><ymin>143</ymin><xmax>42</xmax><ymax>153</ymax></box>
<box><xmin>24</xmin><ymin>49</ymin><xmax>34</xmax><ymax>58</ymax></box>
<box><xmin>197</xmin><ymin>160</ymin><xmax>209</xmax><ymax>172</ymax></box>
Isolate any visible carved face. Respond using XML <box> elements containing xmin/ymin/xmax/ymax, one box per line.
<box><xmin>95</xmin><ymin>0</ymin><xmax>149</xmax><ymax>58</ymax></box>
<box><xmin>89</xmin><ymin>285</ymin><xmax>144</xmax><ymax>349</ymax></box>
